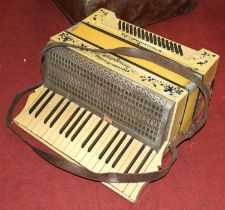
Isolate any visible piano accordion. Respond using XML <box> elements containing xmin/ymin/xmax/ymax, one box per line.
<box><xmin>10</xmin><ymin>9</ymin><xmax>219</xmax><ymax>202</ymax></box>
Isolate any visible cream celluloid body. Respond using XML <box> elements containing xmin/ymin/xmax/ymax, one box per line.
<box><xmin>14</xmin><ymin>9</ymin><xmax>219</xmax><ymax>202</ymax></box>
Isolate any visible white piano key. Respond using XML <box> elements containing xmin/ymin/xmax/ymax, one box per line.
<box><xmin>111</xmin><ymin>144</ymin><xmax>147</xmax><ymax>192</ymax></box>
<box><xmin>38</xmin><ymin>98</ymin><xmax>70</xmax><ymax>138</ymax></box>
<box><xmin>129</xmin><ymin>142</ymin><xmax>168</xmax><ymax>200</ymax></box>
<box><xmin>25</xmin><ymin>90</ymin><xmax>53</xmax><ymax>130</ymax></box>
<box><xmin>15</xmin><ymin>87</ymin><xmax>47</xmax><ymax>127</ymax></box>
<box><xmin>100</xmin><ymin>135</ymin><xmax>134</xmax><ymax>174</ymax></box>
<box><xmin>91</xmin><ymin>131</ymin><xmax>125</xmax><ymax>173</ymax></box>
<box><xmin>63</xmin><ymin>115</ymin><xmax>101</xmax><ymax>159</ymax></box>
<box><xmin>74</xmin><ymin>120</ymin><xmax>108</xmax><ymax>163</ymax></box>
<box><xmin>124</xmin><ymin>149</ymin><xmax>157</xmax><ymax>197</ymax></box>
<box><xmin>49</xmin><ymin>106</ymin><xmax>81</xmax><ymax>146</ymax></box>
<box><xmin>59</xmin><ymin>110</ymin><xmax>92</xmax><ymax>153</ymax></box>
<box><xmin>53</xmin><ymin>108</ymin><xmax>87</xmax><ymax>151</ymax></box>
<box><xmin>110</xmin><ymin>140</ymin><xmax>143</xmax><ymax>191</ymax></box>
<box><xmin>85</xmin><ymin>127</ymin><xmax>119</xmax><ymax>171</ymax></box>
<box><xmin>45</xmin><ymin>103</ymin><xmax>79</xmax><ymax>144</ymax></box>
<box><xmin>14</xmin><ymin>86</ymin><xmax>46</xmax><ymax>124</ymax></box>
<box><xmin>80</xmin><ymin>126</ymin><xmax>117</xmax><ymax>170</ymax></box>
<box><xmin>32</xmin><ymin>94</ymin><xmax>62</xmax><ymax>134</ymax></box>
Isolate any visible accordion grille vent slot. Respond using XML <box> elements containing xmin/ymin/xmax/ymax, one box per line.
<box><xmin>118</xmin><ymin>20</ymin><xmax>183</xmax><ymax>56</ymax></box>
<box><xmin>44</xmin><ymin>47</ymin><xmax>174</xmax><ymax>149</ymax></box>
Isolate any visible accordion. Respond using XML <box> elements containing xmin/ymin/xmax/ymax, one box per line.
<box><xmin>8</xmin><ymin>9</ymin><xmax>219</xmax><ymax>202</ymax></box>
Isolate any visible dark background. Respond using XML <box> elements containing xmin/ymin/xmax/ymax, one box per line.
<box><xmin>0</xmin><ymin>0</ymin><xmax>224</xmax><ymax>209</ymax></box>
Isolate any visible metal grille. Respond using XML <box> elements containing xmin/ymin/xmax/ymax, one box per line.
<box><xmin>44</xmin><ymin>47</ymin><xmax>174</xmax><ymax>149</ymax></box>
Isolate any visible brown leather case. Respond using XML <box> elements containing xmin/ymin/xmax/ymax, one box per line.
<box><xmin>54</xmin><ymin>0</ymin><xmax>198</xmax><ymax>26</ymax></box>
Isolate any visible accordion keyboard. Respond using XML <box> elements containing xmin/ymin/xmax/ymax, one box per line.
<box><xmin>14</xmin><ymin>85</ymin><xmax>165</xmax><ymax>202</ymax></box>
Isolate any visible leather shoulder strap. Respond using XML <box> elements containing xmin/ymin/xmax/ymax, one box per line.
<box><xmin>6</xmin><ymin>42</ymin><xmax>210</xmax><ymax>183</ymax></box>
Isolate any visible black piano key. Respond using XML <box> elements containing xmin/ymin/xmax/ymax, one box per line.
<box><xmin>126</xmin><ymin>23</ymin><xmax>129</xmax><ymax>33</ymax></box>
<box><xmin>165</xmin><ymin>40</ymin><xmax>170</xmax><ymax>50</ymax></box>
<box><xmin>178</xmin><ymin>44</ymin><xmax>183</xmax><ymax>56</ymax></box>
<box><xmin>29</xmin><ymin>89</ymin><xmax>50</xmax><ymax>114</ymax></box>
<box><xmin>59</xmin><ymin>106</ymin><xmax>80</xmax><ymax>133</ymax></box>
<box><xmin>141</xmin><ymin>29</ymin><xmax>145</xmax><ymax>40</ymax></box>
<box><xmin>112</xmin><ymin>137</ymin><xmax>134</xmax><ymax>168</ymax></box>
<box><xmin>105</xmin><ymin>134</ymin><xmax>127</xmax><ymax>164</ymax></box>
<box><xmin>81</xmin><ymin>119</ymin><xmax>103</xmax><ymax>148</ymax></box>
<box><xmin>88</xmin><ymin>123</ymin><xmax>110</xmax><ymax>152</ymax></box>
<box><xmin>70</xmin><ymin>113</ymin><xmax>93</xmax><ymax>141</ymax></box>
<box><xmin>145</xmin><ymin>32</ymin><xmax>149</xmax><ymax>41</ymax></box>
<box><xmin>124</xmin><ymin>145</ymin><xmax>145</xmax><ymax>173</ymax></box>
<box><xmin>65</xmin><ymin>109</ymin><xmax>87</xmax><ymax>138</ymax></box>
<box><xmin>118</xmin><ymin>20</ymin><xmax>122</xmax><ymax>30</ymax></box>
<box><xmin>134</xmin><ymin>148</ymin><xmax>153</xmax><ymax>173</ymax></box>
<box><xmin>174</xmin><ymin>43</ymin><xmax>179</xmax><ymax>54</ymax></box>
<box><xmin>122</xmin><ymin>21</ymin><xmax>126</xmax><ymax>31</ymax></box>
<box><xmin>137</xmin><ymin>28</ymin><xmax>141</xmax><ymax>38</ymax></box>
<box><xmin>35</xmin><ymin>92</ymin><xmax>55</xmax><ymax>118</ymax></box>
<box><xmin>129</xmin><ymin>24</ymin><xmax>133</xmax><ymax>34</ymax></box>
<box><xmin>44</xmin><ymin>97</ymin><xmax>64</xmax><ymax>124</ymax></box>
<box><xmin>153</xmin><ymin>34</ymin><xmax>157</xmax><ymax>45</ymax></box>
<box><xmin>161</xmin><ymin>38</ymin><xmax>166</xmax><ymax>48</ymax></box>
<box><xmin>170</xmin><ymin>41</ymin><xmax>174</xmax><ymax>52</ymax></box>
<box><xmin>50</xmin><ymin>101</ymin><xmax>70</xmax><ymax>128</ymax></box>
<box><xmin>133</xmin><ymin>26</ymin><xmax>137</xmax><ymax>36</ymax></box>
<box><xmin>157</xmin><ymin>37</ymin><xmax>162</xmax><ymax>47</ymax></box>
<box><xmin>98</xmin><ymin>130</ymin><xmax>120</xmax><ymax>159</ymax></box>
<box><xmin>149</xmin><ymin>33</ymin><xmax>153</xmax><ymax>43</ymax></box>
